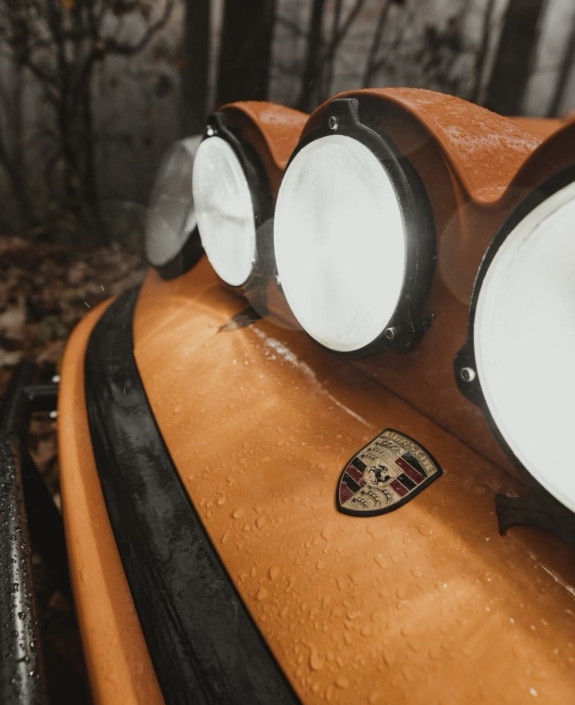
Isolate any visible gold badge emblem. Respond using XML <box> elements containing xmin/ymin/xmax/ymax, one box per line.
<box><xmin>336</xmin><ymin>429</ymin><xmax>442</xmax><ymax>516</ymax></box>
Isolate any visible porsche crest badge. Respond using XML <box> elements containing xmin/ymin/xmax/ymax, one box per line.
<box><xmin>336</xmin><ymin>429</ymin><xmax>442</xmax><ymax>516</ymax></box>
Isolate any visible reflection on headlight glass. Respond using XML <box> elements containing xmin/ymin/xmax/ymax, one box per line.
<box><xmin>274</xmin><ymin>135</ymin><xmax>406</xmax><ymax>353</ymax></box>
<box><xmin>192</xmin><ymin>136</ymin><xmax>256</xmax><ymax>287</ymax></box>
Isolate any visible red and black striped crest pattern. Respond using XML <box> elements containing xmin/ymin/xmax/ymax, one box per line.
<box><xmin>336</xmin><ymin>429</ymin><xmax>442</xmax><ymax>517</ymax></box>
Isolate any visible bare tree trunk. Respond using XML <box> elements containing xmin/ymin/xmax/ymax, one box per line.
<box><xmin>547</xmin><ymin>16</ymin><xmax>575</xmax><ymax>117</ymax></box>
<box><xmin>362</xmin><ymin>0</ymin><xmax>392</xmax><ymax>88</ymax></box>
<box><xmin>78</xmin><ymin>68</ymin><xmax>108</xmax><ymax>245</ymax></box>
<box><xmin>320</xmin><ymin>0</ymin><xmax>367</xmax><ymax>92</ymax></box>
<box><xmin>296</xmin><ymin>0</ymin><xmax>326</xmax><ymax>112</ymax></box>
<box><xmin>484</xmin><ymin>0</ymin><xmax>545</xmax><ymax>115</ymax></box>
<box><xmin>181</xmin><ymin>0</ymin><xmax>210</xmax><ymax>133</ymax></box>
<box><xmin>322</xmin><ymin>0</ymin><xmax>343</xmax><ymax>98</ymax></box>
<box><xmin>216</xmin><ymin>0</ymin><xmax>276</xmax><ymax>106</ymax></box>
<box><xmin>469</xmin><ymin>0</ymin><xmax>496</xmax><ymax>104</ymax></box>
<box><xmin>0</xmin><ymin>61</ymin><xmax>38</xmax><ymax>231</ymax></box>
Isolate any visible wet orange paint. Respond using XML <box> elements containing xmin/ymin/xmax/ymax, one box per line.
<box><xmin>58</xmin><ymin>92</ymin><xmax>575</xmax><ymax>704</ymax></box>
<box><xmin>128</xmin><ymin>260</ymin><xmax>575</xmax><ymax>704</ymax></box>
<box><xmin>58</xmin><ymin>303</ymin><xmax>163</xmax><ymax>705</ymax></box>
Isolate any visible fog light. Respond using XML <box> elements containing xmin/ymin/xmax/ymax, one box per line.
<box><xmin>273</xmin><ymin>98</ymin><xmax>435</xmax><ymax>356</ymax></box>
<box><xmin>145</xmin><ymin>136</ymin><xmax>204</xmax><ymax>279</ymax></box>
<box><xmin>455</xmin><ymin>166</ymin><xmax>575</xmax><ymax>511</ymax></box>
<box><xmin>193</xmin><ymin>134</ymin><xmax>257</xmax><ymax>287</ymax></box>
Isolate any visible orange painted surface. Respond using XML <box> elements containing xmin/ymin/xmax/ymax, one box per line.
<box><xmin>58</xmin><ymin>303</ymin><xmax>164</xmax><ymax>705</ymax></box>
<box><xmin>130</xmin><ymin>259</ymin><xmax>575</xmax><ymax>704</ymax></box>
<box><xmin>306</xmin><ymin>88</ymin><xmax>542</xmax><ymax>204</ymax></box>
<box><xmin>220</xmin><ymin>101</ymin><xmax>308</xmax><ymax>193</ymax></box>
<box><xmin>508</xmin><ymin>116</ymin><xmax>565</xmax><ymax>139</ymax></box>
<box><xmin>295</xmin><ymin>89</ymin><xmax>575</xmax><ymax>480</ymax></box>
<box><xmin>58</xmin><ymin>91</ymin><xmax>575</xmax><ymax>704</ymax></box>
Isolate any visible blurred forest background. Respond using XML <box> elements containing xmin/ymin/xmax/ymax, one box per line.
<box><xmin>0</xmin><ymin>3</ymin><xmax>574</xmax><ymax>698</ymax></box>
<box><xmin>0</xmin><ymin>0</ymin><xmax>574</xmax><ymax>248</ymax></box>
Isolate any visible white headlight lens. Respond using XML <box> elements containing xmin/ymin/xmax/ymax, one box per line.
<box><xmin>192</xmin><ymin>136</ymin><xmax>256</xmax><ymax>287</ymax></box>
<box><xmin>475</xmin><ymin>180</ymin><xmax>575</xmax><ymax>510</ymax></box>
<box><xmin>146</xmin><ymin>136</ymin><xmax>202</xmax><ymax>267</ymax></box>
<box><xmin>274</xmin><ymin>135</ymin><xmax>406</xmax><ymax>353</ymax></box>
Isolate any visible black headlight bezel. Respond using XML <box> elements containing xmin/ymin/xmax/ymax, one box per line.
<box><xmin>198</xmin><ymin>111</ymin><xmax>275</xmax><ymax>297</ymax></box>
<box><xmin>276</xmin><ymin>96</ymin><xmax>436</xmax><ymax>357</ymax></box>
<box><xmin>454</xmin><ymin>162</ymin><xmax>575</xmax><ymax>529</ymax></box>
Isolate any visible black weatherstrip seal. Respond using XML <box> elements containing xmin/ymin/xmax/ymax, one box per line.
<box><xmin>84</xmin><ymin>288</ymin><xmax>299</xmax><ymax>705</ymax></box>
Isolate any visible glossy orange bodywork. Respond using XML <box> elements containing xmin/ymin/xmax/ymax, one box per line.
<box><xmin>127</xmin><ymin>259</ymin><xmax>575</xmax><ymax>704</ymax></box>
<box><xmin>58</xmin><ymin>303</ymin><xmax>163</xmax><ymax>705</ymax></box>
<box><xmin>219</xmin><ymin>101</ymin><xmax>308</xmax><ymax>193</ymax></box>
<box><xmin>58</xmin><ymin>93</ymin><xmax>575</xmax><ymax>704</ymax></box>
<box><xmin>508</xmin><ymin>116</ymin><xmax>569</xmax><ymax>139</ymax></box>
<box><xmin>297</xmin><ymin>89</ymin><xmax>575</xmax><ymax>480</ymax></box>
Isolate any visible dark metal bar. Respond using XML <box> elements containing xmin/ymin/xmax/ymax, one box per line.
<box><xmin>0</xmin><ymin>361</ymin><xmax>38</xmax><ymax>439</ymax></box>
<box><xmin>23</xmin><ymin>385</ymin><xmax>58</xmax><ymax>415</ymax></box>
<box><xmin>85</xmin><ymin>288</ymin><xmax>299</xmax><ymax>705</ymax></box>
<box><xmin>21</xmin><ymin>449</ymin><xmax>72</xmax><ymax>602</ymax></box>
<box><xmin>0</xmin><ymin>360</ymin><xmax>71</xmax><ymax>703</ymax></box>
<box><xmin>0</xmin><ymin>435</ymin><xmax>47</xmax><ymax>705</ymax></box>
<box><xmin>0</xmin><ymin>363</ymin><xmax>70</xmax><ymax>601</ymax></box>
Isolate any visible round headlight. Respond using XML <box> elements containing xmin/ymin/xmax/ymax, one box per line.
<box><xmin>456</xmin><ymin>166</ymin><xmax>575</xmax><ymax>512</ymax></box>
<box><xmin>193</xmin><ymin>134</ymin><xmax>257</xmax><ymax>288</ymax></box>
<box><xmin>145</xmin><ymin>136</ymin><xmax>204</xmax><ymax>279</ymax></box>
<box><xmin>274</xmin><ymin>98</ymin><xmax>435</xmax><ymax>356</ymax></box>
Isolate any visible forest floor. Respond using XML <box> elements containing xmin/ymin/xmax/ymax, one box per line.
<box><xmin>0</xmin><ymin>235</ymin><xmax>147</xmax><ymax>703</ymax></box>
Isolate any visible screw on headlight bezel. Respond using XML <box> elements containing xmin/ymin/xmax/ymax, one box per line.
<box><xmin>200</xmin><ymin>112</ymin><xmax>275</xmax><ymax>300</ymax></box>
<box><xmin>279</xmin><ymin>97</ymin><xmax>436</xmax><ymax>357</ymax></box>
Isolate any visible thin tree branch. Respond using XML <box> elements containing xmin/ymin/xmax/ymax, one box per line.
<box><xmin>470</xmin><ymin>0</ymin><xmax>495</xmax><ymax>104</ymax></box>
<box><xmin>547</xmin><ymin>13</ymin><xmax>575</xmax><ymax>116</ymax></box>
<box><xmin>362</xmin><ymin>0</ymin><xmax>391</xmax><ymax>87</ymax></box>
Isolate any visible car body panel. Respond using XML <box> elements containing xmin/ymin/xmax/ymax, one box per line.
<box><xmin>292</xmin><ymin>90</ymin><xmax>575</xmax><ymax>485</ymax></box>
<box><xmin>56</xmin><ymin>93</ymin><xmax>575</xmax><ymax>704</ymax></box>
<box><xmin>58</xmin><ymin>300</ymin><xmax>164</xmax><ymax>705</ymax></box>
<box><xmin>126</xmin><ymin>258</ymin><xmax>575</xmax><ymax>704</ymax></box>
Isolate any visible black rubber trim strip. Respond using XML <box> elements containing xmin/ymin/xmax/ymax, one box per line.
<box><xmin>84</xmin><ymin>288</ymin><xmax>299</xmax><ymax>705</ymax></box>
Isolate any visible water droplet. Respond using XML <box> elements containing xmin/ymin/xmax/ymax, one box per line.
<box><xmin>269</xmin><ymin>566</ymin><xmax>280</xmax><ymax>581</ymax></box>
<box><xmin>417</xmin><ymin>523</ymin><xmax>433</xmax><ymax>536</ymax></box>
<box><xmin>217</xmin><ymin>496</ymin><xmax>226</xmax><ymax>506</ymax></box>
<box><xmin>220</xmin><ymin>530</ymin><xmax>230</xmax><ymax>544</ymax></box>
<box><xmin>335</xmin><ymin>676</ymin><xmax>349</xmax><ymax>689</ymax></box>
<box><xmin>316</xmin><ymin>560</ymin><xmax>325</xmax><ymax>571</ymax></box>
<box><xmin>256</xmin><ymin>516</ymin><xmax>266</xmax><ymax>529</ymax></box>
<box><xmin>257</xmin><ymin>586</ymin><xmax>268</xmax><ymax>601</ymax></box>
<box><xmin>232</xmin><ymin>507</ymin><xmax>244</xmax><ymax>519</ymax></box>
<box><xmin>309</xmin><ymin>644</ymin><xmax>325</xmax><ymax>671</ymax></box>
<box><xmin>529</xmin><ymin>687</ymin><xmax>538</xmax><ymax>697</ymax></box>
<box><xmin>383</xmin><ymin>650</ymin><xmax>395</xmax><ymax>667</ymax></box>
<box><xmin>401</xmin><ymin>622</ymin><xmax>416</xmax><ymax>636</ymax></box>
